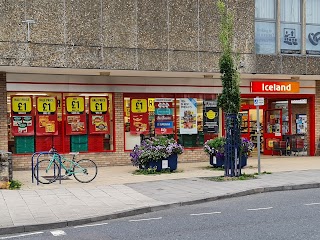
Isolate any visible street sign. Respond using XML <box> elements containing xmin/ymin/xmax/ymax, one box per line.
<box><xmin>254</xmin><ymin>97</ymin><xmax>265</xmax><ymax>106</ymax></box>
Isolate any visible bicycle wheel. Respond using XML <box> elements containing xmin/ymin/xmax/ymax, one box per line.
<box><xmin>33</xmin><ymin>159</ymin><xmax>60</xmax><ymax>184</ymax></box>
<box><xmin>73</xmin><ymin>159</ymin><xmax>98</xmax><ymax>183</ymax></box>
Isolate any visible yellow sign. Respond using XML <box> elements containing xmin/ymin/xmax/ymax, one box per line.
<box><xmin>37</xmin><ymin>97</ymin><xmax>56</xmax><ymax>113</ymax></box>
<box><xmin>148</xmin><ymin>98</ymin><xmax>155</xmax><ymax>112</ymax></box>
<box><xmin>131</xmin><ymin>99</ymin><xmax>147</xmax><ymax>113</ymax></box>
<box><xmin>12</xmin><ymin>96</ymin><xmax>32</xmax><ymax>113</ymax></box>
<box><xmin>90</xmin><ymin>97</ymin><xmax>108</xmax><ymax>113</ymax></box>
<box><xmin>66</xmin><ymin>97</ymin><xmax>85</xmax><ymax>113</ymax></box>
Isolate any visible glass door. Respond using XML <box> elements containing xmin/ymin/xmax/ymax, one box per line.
<box><xmin>264</xmin><ymin>109</ymin><xmax>283</xmax><ymax>155</ymax></box>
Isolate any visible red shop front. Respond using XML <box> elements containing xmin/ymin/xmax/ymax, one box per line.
<box><xmin>239</xmin><ymin>81</ymin><xmax>315</xmax><ymax>156</ymax></box>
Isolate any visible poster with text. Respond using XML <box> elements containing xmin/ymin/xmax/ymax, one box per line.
<box><xmin>154</xmin><ymin>98</ymin><xmax>174</xmax><ymax>135</ymax></box>
<box><xmin>89</xmin><ymin>96</ymin><xmax>110</xmax><ymax>134</ymax></box>
<box><xmin>179</xmin><ymin>98</ymin><xmax>197</xmax><ymax>134</ymax></box>
<box><xmin>130</xmin><ymin>98</ymin><xmax>149</xmax><ymax>134</ymax></box>
<box><xmin>203</xmin><ymin>100</ymin><xmax>219</xmax><ymax>133</ymax></box>
<box><xmin>35</xmin><ymin>97</ymin><xmax>58</xmax><ymax>136</ymax></box>
<box><xmin>65</xmin><ymin>96</ymin><xmax>87</xmax><ymax>135</ymax></box>
<box><xmin>11</xmin><ymin>96</ymin><xmax>34</xmax><ymax>136</ymax></box>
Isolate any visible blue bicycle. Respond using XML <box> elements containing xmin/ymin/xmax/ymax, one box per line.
<box><xmin>33</xmin><ymin>148</ymin><xmax>98</xmax><ymax>184</ymax></box>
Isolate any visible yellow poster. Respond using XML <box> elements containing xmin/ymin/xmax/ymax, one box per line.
<box><xmin>90</xmin><ymin>97</ymin><xmax>108</xmax><ymax>113</ymax></box>
<box><xmin>37</xmin><ymin>97</ymin><xmax>56</xmax><ymax>113</ymax></box>
<box><xmin>12</xmin><ymin>96</ymin><xmax>32</xmax><ymax>113</ymax></box>
<box><xmin>131</xmin><ymin>99</ymin><xmax>147</xmax><ymax>113</ymax></box>
<box><xmin>66</xmin><ymin>97</ymin><xmax>85</xmax><ymax>113</ymax></box>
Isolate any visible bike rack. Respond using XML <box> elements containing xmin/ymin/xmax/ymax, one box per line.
<box><xmin>31</xmin><ymin>151</ymin><xmax>62</xmax><ymax>185</ymax></box>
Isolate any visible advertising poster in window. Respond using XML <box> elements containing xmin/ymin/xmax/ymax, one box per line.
<box><xmin>89</xmin><ymin>97</ymin><xmax>110</xmax><ymax>134</ymax></box>
<box><xmin>154</xmin><ymin>98</ymin><xmax>174</xmax><ymax>135</ymax></box>
<box><xmin>11</xmin><ymin>96</ymin><xmax>34</xmax><ymax>136</ymax></box>
<box><xmin>280</xmin><ymin>23</ymin><xmax>301</xmax><ymax>54</ymax></box>
<box><xmin>179</xmin><ymin>98</ymin><xmax>197</xmax><ymax>134</ymax></box>
<box><xmin>306</xmin><ymin>25</ymin><xmax>320</xmax><ymax>55</ymax></box>
<box><xmin>65</xmin><ymin>96</ymin><xmax>87</xmax><ymax>135</ymax></box>
<box><xmin>296</xmin><ymin>114</ymin><xmax>307</xmax><ymax>134</ymax></box>
<box><xmin>255</xmin><ymin>22</ymin><xmax>276</xmax><ymax>54</ymax></box>
<box><xmin>203</xmin><ymin>100</ymin><xmax>219</xmax><ymax>133</ymax></box>
<box><xmin>35</xmin><ymin>97</ymin><xmax>58</xmax><ymax>136</ymax></box>
<box><xmin>130</xmin><ymin>98</ymin><xmax>149</xmax><ymax>134</ymax></box>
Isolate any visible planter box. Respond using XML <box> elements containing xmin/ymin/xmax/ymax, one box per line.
<box><xmin>209</xmin><ymin>154</ymin><xmax>224</xmax><ymax>168</ymax></box>
<box><xmin>240</xmin><ymin>155</ymin><xmax>247</xmax><ymax>168</ymax></box>
<box><xmin>140</xmin><ymin>154</ymin><xmax>178</xmax><ymax>172</ymax></box>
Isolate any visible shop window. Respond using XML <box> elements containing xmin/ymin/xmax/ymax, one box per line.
<box><xmin>8</xmin><ymin>92</ymin><xmax>114</xmax><ymax>154</ymax></box>
<box><xmin>124</xmin><ymin>94</ymin><xmax>218</xmax><ymax>150</ymax></box>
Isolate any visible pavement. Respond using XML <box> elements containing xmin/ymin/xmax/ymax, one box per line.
<box><xmin>1</xmin><ymin>154</ymin><xmax>320</xmax><ymax>235</ymax></box>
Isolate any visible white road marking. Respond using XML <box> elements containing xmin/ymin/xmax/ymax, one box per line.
<box><xmin>247</xmin><ymin>207</ymin><xmax>273</xmax><ymax>211</ymax></box>
<box><xmin>74</xmin><ymin>222</ymin><xmax>109</xmax><ymax>228</ymax></box>
<box><xmin>129</xmin><ymin>217</ymin><xmax>162</xmax><ymax>222</ymax></box>
<box><xmin>304</xmin><ymin>202</ymin><xmax>320</xmax><ymax>206</ymax></box>
<box><xmin>190</xmin><ymin>212</ymin><xmax>221</xmax><ymax>216</ymax></box>
<box><xmin>0</xmin><ymin>232</ymin><xmax>43</xmax><ymax>239</ymax></box>
<box><xmin>50</xmin><ymin>230</ymin><xmax>66</xmax><ymax>236</ymax></box>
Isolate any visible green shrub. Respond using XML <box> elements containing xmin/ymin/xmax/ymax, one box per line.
<box><xmin>9</xmin><ymin>180</ymin><xmax>22</xmax><ymax>190</ymax></box>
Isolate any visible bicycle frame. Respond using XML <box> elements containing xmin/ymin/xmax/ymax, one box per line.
<box><xmin>49</xmin><ymin>153</ymin><xmax>86</xmax><ymax>175</ymax></box>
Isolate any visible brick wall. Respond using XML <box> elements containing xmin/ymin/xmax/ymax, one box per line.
<box><xmin>0</xmin><ymin>72</ymin><xmax>7</xmax><ymax>152</ymax></box>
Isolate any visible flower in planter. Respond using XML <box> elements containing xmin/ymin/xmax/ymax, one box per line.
<box><xmin>130</xmin><ymin>136</ymin><xmax>184</xmax><ymax>167</ymax></box>
<box><xmin>203</xmin><ymin>137</ymin><xmax>226</xmax><ymax>157</ymax></box>
<box><xmin>241</xmin><ymin>137</ymin><xmax>254</xmax><ymax>156</ymax></box>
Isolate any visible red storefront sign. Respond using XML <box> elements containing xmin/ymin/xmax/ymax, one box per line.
<box><xmin>35</xmin><ymin>97</ymin><xmax>58</xmax><ymax>136</ymax></box>
<box><xmin>251</xmin><ymin>81</ymin><xmax>300</xmax><ymax>93</ymax></box>
<box><xmin>65</xmin><ymin>96</ymin><xmax>87</xmax><ymax>135</ymax></box>
<box><xmin>89</xmin><ymin>97</ymin><xmax>110</xmax><ymax>134</ymax></box>
<box><xmin>11</xmin><ymin>96</ymin><xmax>34</xmax><ymax>136</ymax></box>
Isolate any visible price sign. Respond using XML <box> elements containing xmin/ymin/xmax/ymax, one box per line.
<box><xmin>131</xmin><ymin>99</ymin><xmax>147</xmax><ymax>113</ymax></box>
<box><xmin>66</xmin><ymin>97</ymin><xmax>85</xmax><ymax>113</ymax></box>
<box><xmin>12</xmin><ymin>96</ymin><xmax>32</xmax><ymax>113</ymax></box>
<box><xmin>90</xmin><ymin>97</ymin><xmax>108</xmax><ymax>113</ymax></box>
<box><xmin>148</xmin><ymin>98</ymin><xmax>155</xmax><ymax>112</ymax></box>
<box><xmin>37</xmin><ymin>97</ymin><xmax>56</xmax><ymax>113</ymax></box>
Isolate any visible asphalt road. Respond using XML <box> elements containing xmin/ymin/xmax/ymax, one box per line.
<box><xmin>2</xmin><ymin>188</ymin><xmax>320</xmax><ymax>240</ymax></box>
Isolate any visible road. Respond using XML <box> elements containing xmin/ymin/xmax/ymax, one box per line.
<box><xmin>2</xmin><ymin>188</ymin><xmax>320</xmax><ymax>240</ymax></box>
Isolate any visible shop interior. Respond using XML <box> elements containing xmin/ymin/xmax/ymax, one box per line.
<box><xmin>240</xmin><ymin>98</ymin><xmax>308</xmax><ymax>156</ymax></box>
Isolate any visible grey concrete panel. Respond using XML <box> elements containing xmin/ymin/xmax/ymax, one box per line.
<box><xmin>103</xmin><ymin>47</ymin><xmax>137</xmax><ymax>70</ymax></box>
<box><xmin>138</xmin><ymin>49</ymin><xmax>168</xmax><ymax>71</ymax></box>
<box><xmin>281</xmin><ymin>55</ymin><xmax>307</xmax><ymax>75</ymax></box>
<box><xmin>66</xmin><ymin>46</ymin><xmax>101</xmax><ymax>69</ymax></box>
<box><xmin>230</xmin><ymin>0</ymin><xmax>255</xmax><ymax>54</ymax></box>
<box><xmin>103</xmin><ymin>0</ymin><xmax>137</xmax><ymax>48</ymax></box>
<box><xmin>25</xmin><ymin>0</ymin><xmax>65</xmax><ymax>44</ymax></box>
<box><xmin>137</xmin><ymin>0</ymin><xmax>168</xmax><ymax>49</ymax></box>
<box><xmin>65</xmin><ymin>0</ymin><xmax>101</xmax><ymax>46</ymax></box>
<box><xmin>29</xmin><ymin>44</ymin><xmax>66</xmax><ymax>68</ymax></box>
<box><xmin>199</xmin><ymin>0</ymin><xmax>220</xmax><ymax>52</ymax></box>
<box><xmin>169</xmin><ymin>50</ymin><xmax>198</xmax><ymax>72</ymax></box>
<box><xmin>199</xmin><ymin>51</ymin><xmax>220</xmax><ymax>73</ymax></box>
<box><xmin>306</xmin><ymin>56</ymin><xmax>320</xmax><ymax>75</ymax></box>
<box><xmin>0</xmin><ymin>0</ymin><xmax>25</xmax><ymax>42</ymax></box>
<box><xmin>169</xmin><ymin>0</ymin><xmax>198</xmax><ymax>51</ymax></box>
<box><xmin>256</xmin><ymin>54</ymin><xmax>282</xmax><ymax>74</ymax></box>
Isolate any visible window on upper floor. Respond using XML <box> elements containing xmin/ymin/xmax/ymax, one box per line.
<box><xmin>255</xmin><ymin>0</ymin><xmax>320</xmax><ymax>56</ymax></box>
<box><xmin>280</xmin><ymin>0</ymin><xmax>301</xmax><ymax>54</ymax></box>
<box><xmin>255</xmin><ymin>0</ymin><xmax>276</xmax><ymax>54</ymax></box>
<box><xmin>306</xmin><ymin>0</ymin><xmax>320</xmax><ymax>55</ymax></box>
